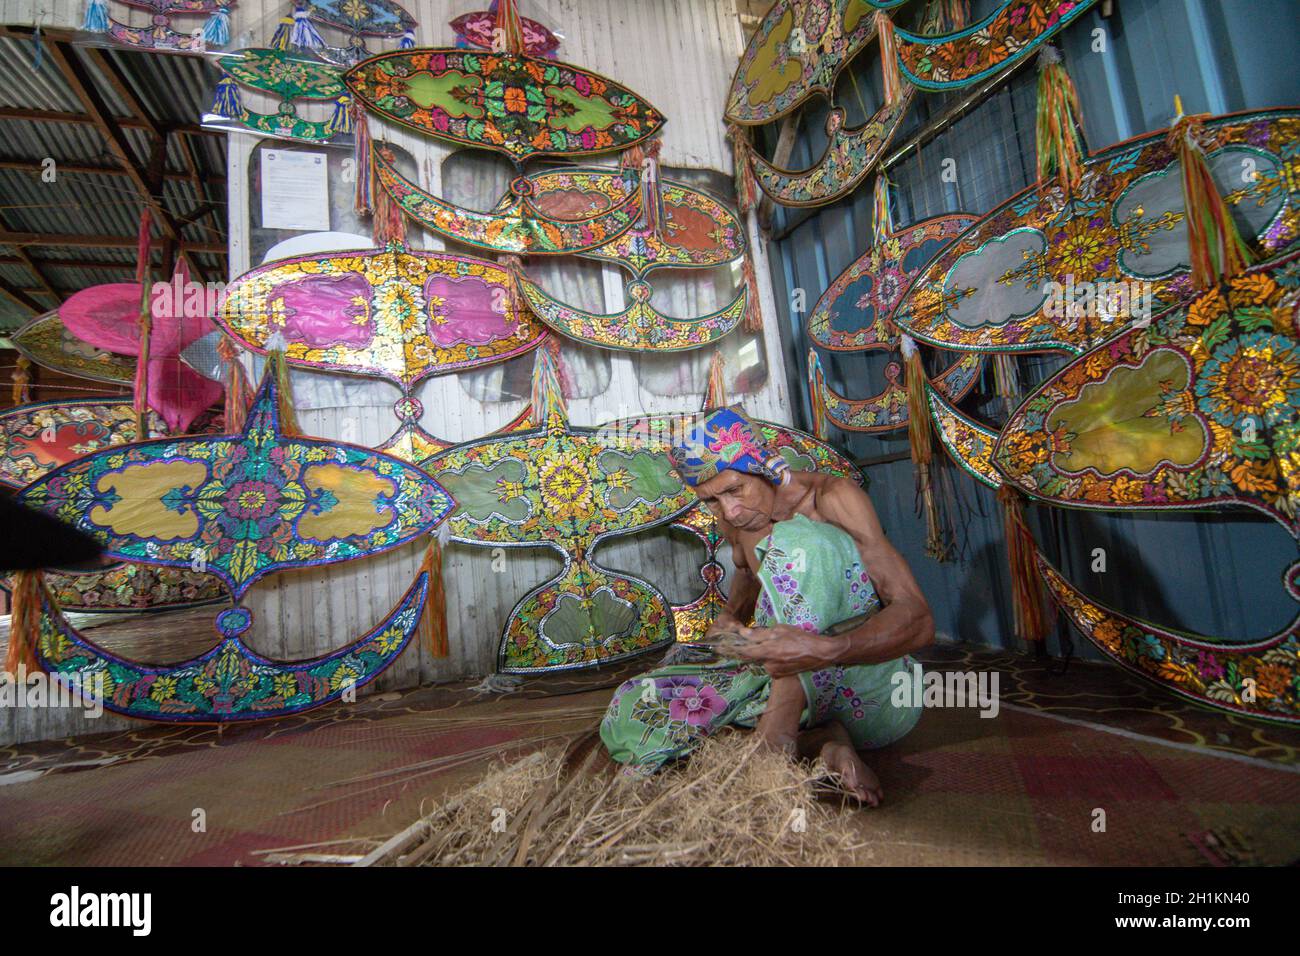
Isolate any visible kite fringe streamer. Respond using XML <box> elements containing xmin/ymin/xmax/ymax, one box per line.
<box><xmin>741</xmin><ymin>256</ymin><xmax>763</xmax><ymax>333</ymax></box>
<box><xmin>726</xmin><ymin>123</ymin><xmax>759</xmax><ymax>215</ymax></box>
<box><xmin>421</xmin><ymin>537</ymin><xmax>449</xmax><ymax>657</ymax></box>
<box><xmin>210</xmin><ymin>72</ymin><xmax>242</xmax><ymax>119</ymax></box>
<box><xmin>11</xmin><ymin>355</ymin><xmax>31</xmax><ymax>406</ymax></box>
<box><xmin>265</xmin><ymin>341</ymin><xmax>300</xmax><ymax>436</ymax></box>
<box><xmin>903</xmin><ymin>336</ymin><xmax>950</xmax><ymax>561</ymax></box>
<box><xmin>992</xmin><ymin>352</ymin><xmax>1021</xmax><ymax>417</ymax></box>
<box><xmin>202</xmin><ymin>6</ymin><xmax>230</xmax><ymax>47</ymax></box>
<box><xmin>354</xmin><ymin>103</ymin><xmax>373</xmax><ymax>216</ymax></box>
<box><xmin>807</xmin><ymin>348</ymin><xmax>828</xmax><ymax>440</ymax></box>
<box><xmin>372</xmin><ymin>164</ymin><xmax>406</xmax><ymax>248</ymax></box>
<box><xmin>289</xmin><ymin>6</ymin><xmax>325</xmax><ymax>51</ymax></box>
<box><xmin>81</xmin><ymin>0</ymin><xmax>108</xmax><ymax>33</ymax></box>
<box><xmin>217</xmin><ymin>336</ymin><xmax>252</xmax><ymax>432</ymax></box>
<box><xmin>326</xmin><ymin>95</ymin><xmax>354</xmax><ymax>136</ymax></box>
<box><xmin>998</xmin><ymin>485</ymin><xmax>1050</xmax><ymax>644</ymax></box>
<box><xmin>495</xmin><ymin>0</ymin><xmax>526</xmax><ymax>54</ymax></box>
<box><xmin>269</xmin><ymin>14</ymin><xmax>293</xmax><ymax>50</ymax></box>
<box><xmin>531</xmin><ymin>342</ymin><xmax>568</xmax><ymax>428</ymax></box>
<box><xmin>400</xmin><ymin>29</ymin><xmax>415</xmax><ymax>49</ymax></box>
<box><xmin>934</xmin><ymin>0</ymin><xmax>970</xmax><ymax>32</ymax></box>
<box><xmin>705</xmin><ymin>349</ymin><xmax>728</xmax><ymax>409</ymax></box>
<box><xmin>872</xmin><ymin>174</ymin><xmax>893</xmax><ymax>245</ymax></box>
<box><xmin>1167</xmin><ymin>109</ymin><xmax>1254</xmax><ymax>291</ymax></box>
<box><xmin>877</xmin><ymin>11</ymin><xmax>901</xmax><ymax>107</ymax></box>
<box><xmin>5</xmin><ymin>571</ymin><xmax>43</xmax><ymax>678</ymax></box>
<box><xmin>1035</xmin><ymin>45</ymin><xmax>1085</xmax><ymax>194</ymax></box>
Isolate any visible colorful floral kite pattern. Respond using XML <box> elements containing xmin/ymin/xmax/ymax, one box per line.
<box><xmin>219</xmin><ymin>244</ymin><xmax>541</xmax><ymax>387</ymax></box>
<box><xmin>344</xmin><ymin>48</ymin><xmax>666</xmax><ymax>162</ymax></box>
<box><xmin>18</xmin><ymin>365</ymin><xmax>453</xmax><ymax>603</ymax></box>
<box><xmin>726</xmin><ymin>0</ymin><xmax>904</xmax><ymax>125</ymax></box>
<box><xmin>809</xmin><ymin>214</ymin><xmax>976</xmax><ymax>350</ymax></box>
<box><xmin>894</xmin><ymin>0</ymin><xmax>1098</xmax><ymax>91</ymax></box>
<box><xmin>101</xmin><ymin>0</ymin><xmax>235</xmax><ymax>52</ymax></box>
<box><xmin>894</xmin><ymin>109</ymin><xmax>1300</xmax><ymax>355</ymax></box>
<box><xmin>35</xmin><ymin>569</ymin><xmax>429</xmax><ymax>722</ymax></box>
<box><xmin>0</xmin><ymin>400</ymin><xmax>164</xmax><ymax>491</ymax></box>
<box><xmin>1038</xmin><ymin>552</ymin><xmax>1299</xmax><ymax>725</ymax></box>
<box><xmin>519</xmin><ymin>275</ymin><xmax>746</xmax><ymax>353</ymax></box>
<box><xmin>11</xmin><ymin>311</ymin><xmax>135</xmax><ymax>387</ymax></box>
<box><xmin>993</xmin><ymin>254</ymin><xmax>1300</xmax><ymax>534</ymax></box>
<box><xmin>1</xmin><ymin>564</ymin><xmax>227</xmax><ymax>615</ymax></box>
<box><xmin>926</xmin><ymin>383</ymin><xmax>1003</xmax><ymax>489</ymax></box>
<box><xmin>374</xmin><ymin>147</ymin><xmax>642</xmax><ymax>255</ymax></box>
<box><xmin>751</xmin><ymin>95</ymin><xmax>912</xmax><ymax>208</ymax></box>
<box><xmin>425</xmin><ymin>405</ymin><xmax>695</xmax><ymax>673</ymax></box>
<box><xmin>809</xmin><ymin>346</ymin><xmax>983</xmax><ymax>434</ymax></box>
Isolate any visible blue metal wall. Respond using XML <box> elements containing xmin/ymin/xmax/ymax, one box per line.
<box><xmin>763</xmin><ymin>0</ymin><xmax>1300</xmax><ymax>656</ymax></box>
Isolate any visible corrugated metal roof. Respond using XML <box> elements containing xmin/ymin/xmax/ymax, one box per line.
<box><xmin>0</xmin><ymin>28</ymin><xmax>227</xmax><ymax>329</ymax></box>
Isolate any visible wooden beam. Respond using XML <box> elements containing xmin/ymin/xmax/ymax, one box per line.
<box><xmin>0</xmin><ymin>158</ymin><xmax>226</xmax><ymax>185</ymax></box>
<box><xmin>0</xmin><ymin>230</ymin><xmax>226</xmax><ymax>254</ymax></box>
<box><xmin>43</xmin><ymin>41</ymin><xmax>183</xmax><ymax>248</ymax></box>
<box><xmin>0</xmin><ymin>255</ymin><xmax>134</xmax><ymax>270</ymax></box>
<box><xmin>0</xmin><ymin>107</ymin><xmax>220</xmax><ymax>138</ymax></box>
<box><xmin>0</xmin><ymin>276</ymin><xmax>44</xmax><ymax>313</ymax></box>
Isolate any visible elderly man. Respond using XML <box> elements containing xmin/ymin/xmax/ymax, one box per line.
<box><xmin>600</xmin><ymin>406</ymin><xmax>933</xmax><ymax>805</ymax></box>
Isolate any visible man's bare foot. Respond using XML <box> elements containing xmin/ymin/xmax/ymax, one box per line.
<box><xmin>820</xmin><ymin>738</ymin><xmax>882</xmax><ymax>807</ymax></box>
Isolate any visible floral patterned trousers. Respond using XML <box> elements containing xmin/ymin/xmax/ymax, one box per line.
<box><xmin>601</xmin><ymin>514</ymin><xmax>923</xmax><ymax>769</ymax></box>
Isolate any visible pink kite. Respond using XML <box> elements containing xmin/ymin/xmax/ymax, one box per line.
<box><xmin>59</xmin><ymin>262</ymin><xmax>224</xmax><ymax>433</ymax></box>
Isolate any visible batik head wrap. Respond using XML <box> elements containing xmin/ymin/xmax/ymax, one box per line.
<box><xmin>667</xmin><ymin>405</ymin><xmax>791</xmax><ymax>488</ymax></box>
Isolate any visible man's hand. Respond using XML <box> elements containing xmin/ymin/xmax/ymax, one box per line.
<box><xmin>730</xmin><ymin>624</ymin><xmax>849</xmax><ymax>678</ymax></box>
<box><xmin>704</xmin><ymin>609</ymin><xmax>745</xmax><ymax>639</ymax></box>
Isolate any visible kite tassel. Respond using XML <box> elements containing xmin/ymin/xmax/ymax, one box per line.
<box><xmin>265</xmin><ymin>339</ymin><xmax>300</xmax><ymax>437</ymax></box>
<box><xmin>1035</xmin><ymin>45</ymin><xmax>1085</xmax><ymax>194</ymax></box>
<box><xmin>726</xmin><ymin>123</ymin><xmax>759</xmax><ymax>215</ymax></box>
<box><xmin>999</xmin><ymin>485</ymin><xmax>1050</xmax><ymax>644</ymax></box>
<box><xmin>903</xmin><ymin>335</ymin><xmax>950</xmax><ymax>561</ymax></box>
<box><xmin>12</xmin><ymin>355</ymin><xmax>31</xmax><ymax>406</ymax></box>
<box><xmin>876</xmin><ymin>11</ymin><xmax>901</xmax><ymax>107</ymax></box>
<box><xmin>495</xmin><ymin>0</ymin><xmax>526</xmax><ymax>54</ymax></box>
<box><xmin>421</xmin><ymin>534</ymin><xmax>449</xmax><ymax>658</ymax></box>
<box><xmin>741</xmin><ymin>256</ymin><xmax>763</xmax><ymax>333</ymax></box>
<box><xmin>210</xmin><ymin>72</ymin><xmax>242</xmax><ymax>119</ymax></box>
<box><xmin>372</xmin><ymin>166</ymin><xmax>407</xmax><ymax>249</ymax></box>
<box><xmin>5</xmin><ymin>571</ymin><xmax>44</xmax><ymax>679</ymax></box>
<box><xmin>1167</xmin><ymin>110</ymin><xmax>1254</xmax><ymax>290</ymax></box>
<box><xmin>81</xmin><ymin>0</ymin><xmax>109</xmax><ymax>33</ymax></box>
<box><xmin>354</xmin><ymin>103</ymin><xmax>373</xmax><ymax>216</ymax></box>
<box><xmin>807</xmin><ymin>348</ymin><xmax>828</xmax><ymax>440</ymax></box>
<box><xmin>202</xmin><ymin>6</ymin><xmax>230</xmax><ymax>47</ymax></box>
<box><xmin>269</xmin><ymin>15</ymin><xmax>293</xmax><ymax>50</ymax></box>
<box><xmin>399</xmin><ymin>29</ymin><xmax>415</xmax><ymax>49</ymax></box>
<box><xmin>326</xmin><ymin>95</ymin><xmax>353</xmax><ymax>136</ymax></box>
<box><xmin>872</xmin><ymin>174</ymin><xmax>893</xmax><ymax>245</ymax></box>
<box><xmin>217</xmin><ymin>336</ymin><xmax>252</xmax><ymax>432</ymax></box>
<box><xmin>936</xmin><ymin>0</ymin><xmax>970</xmax><ymax>32</ymax></box>
<box><xmin>531</xmin><ymin>338</ymin><xmax>569</xmax><ymax>429</ymax></box>
<box><xmin>289</xmin><ymin>7</ymin><xmax>325</xmax><ymax>51</ymax></box>
<box><xmin>704</xmin><ymin>349</ymin><xmax>728</xmax><ymax>409</ymax></box>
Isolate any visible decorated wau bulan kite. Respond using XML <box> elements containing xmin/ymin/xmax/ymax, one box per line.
<box><xmin>10</xmin><ymin>357</ymin><xmax>454</xmax><ymax>722</ymax></box>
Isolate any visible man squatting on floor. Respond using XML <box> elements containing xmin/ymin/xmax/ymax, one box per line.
<box><xmin>601</xmin><ymin>405</ymin><xmax>934</xmax><ymax>805</ymax></box>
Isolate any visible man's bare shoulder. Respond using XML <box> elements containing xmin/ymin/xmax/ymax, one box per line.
<box><xmin>805</xmin><ymin>472</ymin><xmax>873</xmax><ymax>514</ymax></box>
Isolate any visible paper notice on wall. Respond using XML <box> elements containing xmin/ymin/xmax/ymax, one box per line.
<box><xmin>261</xmin><ymin>150</ymin><xmax>330</xmax><ymax>231</ymax></box>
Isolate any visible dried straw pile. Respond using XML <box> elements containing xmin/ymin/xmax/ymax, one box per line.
<box><xmin>360</xmin><ymin>730</ymin><xmax>871</xmax><ymax>866</ymax></box>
